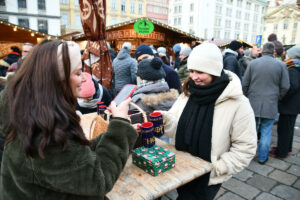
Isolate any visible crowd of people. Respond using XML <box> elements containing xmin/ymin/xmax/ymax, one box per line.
<box><xmin>0</xmin><ymin>34</ymin><xmax>299</xmax><ymax>199</ymax></box>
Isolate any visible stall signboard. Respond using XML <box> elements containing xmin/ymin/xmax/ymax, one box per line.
<box><xmin>134</xmin><ymin>19</ymin><xmax>154</xmax><ymax>35</ymax></box>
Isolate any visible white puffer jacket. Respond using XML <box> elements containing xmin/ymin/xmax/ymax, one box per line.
<box><xmin>163</xmin><ymin>70</ymin><xmax>257</xmax><ymax>185</ymax></box>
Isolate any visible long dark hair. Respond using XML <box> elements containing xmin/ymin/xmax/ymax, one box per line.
<box><xmin>5</xmin><ymin>40</ymin><xmax>90</xmax><ymax>158</ymax></box>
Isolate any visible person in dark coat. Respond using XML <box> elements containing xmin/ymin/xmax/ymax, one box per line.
<box><xmin>173</xmin><ymin>43</ymin><xmax>181</xmax><ymax>70</ymax></box>
<box><xmin>242</xmin><ymin>42</ymin><xmax>290</xmax><ymax>164</ymax></box>
<box><xmin>135</xmin><ymin>44</ymin><xmax>181</xmax><ymax>93</ymax></box>
<box><xmin>0</xmin><ymin>46</ymin><xmax>21</xmax><ymax>76</ymax></box>
<box><xmin>76</xmin><ymin>72</ymin><xmax>112</xmax><ymax>114</ymax></box>
<box><xmin>268</xmin><ymin>33</ymin><xmax>284</xmax><ymax>61</ymax></box>
<box><xmin>112</xmin><ymin>42</ymin><xmax>137</xmax><ymax>95</ymax></box>
<box><xmin>269</xmin><ymin>46</ymin><xmax>300</xmax><ymax>158</ymax></box>
<box><xmin>223</xmin><ymin>40</ymin><xmax>244</xmax><ymax>80</ymax></box>
<box><xmin>106</xmin><ymin>42</ymin><xmax>117</xmax><ymax>62</ymax></box>
<box><xmin>177</xmin><ymin>46</ymin><xmax>192</xmax><ymax>83</ymax></box>
<box><xmin>0</xmin><ymin>40</ymin><xmax>138</xmax><ymax>200</ymax></box>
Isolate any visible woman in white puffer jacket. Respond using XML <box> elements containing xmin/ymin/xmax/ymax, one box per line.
<box><xmin>162</xmin><ymin>43</ymin><xmax>257</xmax><ymax>200</ymax></box>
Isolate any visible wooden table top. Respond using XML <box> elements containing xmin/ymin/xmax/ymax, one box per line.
<box><xmin>80</xmin><ymin>113</ymin><xmax>212</xmax><ymax>200</ymax></box>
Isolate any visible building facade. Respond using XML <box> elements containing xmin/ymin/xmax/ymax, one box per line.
<box><xmin>106</xmin><ymin>0</ymin><xmax>146</xmax><ymax>26</ymax></box>
<box><xmin>60</xmin><ymin>0</ymin><xmax>82</xmax><ymax>34</ymax></box>
<box><xmin>263</xmin><ymin>3</ymin><xmax>300</xmax><ymax>45</ymax></box>
<box><xmin>0</xmin><ymin>0</ymin><xmax>61</xmax><ymax>36</ymax></box>
<box><xmin>168</xmin><ymin>0</ymin><xmax>268</xmax><ymax>43</ymax></box>
<box><xmin>146</xmin><ymin>0</ymin><xmax>169</xmax><ymax>24</ymax></box>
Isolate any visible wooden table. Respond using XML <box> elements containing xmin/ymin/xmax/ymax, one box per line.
<box><xmin>81</xmin><ymin>113</ymin><xmax>212</xmax><ymax>200</ymax></box>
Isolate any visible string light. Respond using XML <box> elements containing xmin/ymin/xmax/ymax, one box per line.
<box><xmin>31</xmin><ymin>33</ymin><xmax>35</xmax><ymax>36</ymax></box>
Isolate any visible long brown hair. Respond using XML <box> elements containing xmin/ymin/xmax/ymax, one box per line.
<box><xmin>5</xmin><ymin>40</ymin><xmax>90</xmax><ymax>158</ymax></box>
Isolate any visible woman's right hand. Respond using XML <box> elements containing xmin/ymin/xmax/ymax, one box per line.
<box><xmin>109</xmin><ymin>98</ymin><xmax>131</xmax><ymax>119</ymax></box>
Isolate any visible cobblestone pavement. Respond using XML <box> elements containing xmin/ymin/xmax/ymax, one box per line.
<box><xmin>162</xmin><ymin>116</ymin><xmax>300</xmax><ymax>200</ymax></box>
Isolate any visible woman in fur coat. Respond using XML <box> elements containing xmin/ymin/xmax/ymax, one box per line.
<box><xmin>162</xmin><ymin>43</ymin><xmax>257</xmax><ymax>200</ymax></box>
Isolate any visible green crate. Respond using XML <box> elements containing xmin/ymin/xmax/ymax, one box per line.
<box><xmin>132</xmin><ymin>145</ymin><xmax>175</xmax><ymax>176</ymax></box>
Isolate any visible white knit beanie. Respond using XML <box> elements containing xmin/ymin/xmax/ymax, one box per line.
<box><xmin>57</xmin><ymin>41</ymin><xmax>81</xmax><ymax>80</ymax></box>
<box><xmin>187</xmin><ymin>43</ymin><xmax>223</xmax><ymax>77</ymax></box>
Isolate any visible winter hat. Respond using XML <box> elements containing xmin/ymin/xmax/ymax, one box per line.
<box><xmin>180</xmin><ymin>46</ymin><xmax>192</xmax><ymax>57</ymax></box>
<box><xmin>137</xmin><ymin>57</ymin><xmax>166</xmax><ymax>81</ymax></box>
<box><xmin>228</xmin><ymin>40</ymin><xmax>243</xmax><ymax>51</ymax></box>
<box><xmin>57</xmin><ymin>41</ymin><xmax>81</xmax><ymax>80</ymax></box>
<box><xmin>135</xmin><ymin>44</ymin><xmax>154</xmax><ymax>59</ymax></box>
<box><xmin>157</xmin><ymin>47</ymin><xmax>167</xmax><ymax>57</ymax></box>
<box><xmin>287</xmin><ymin>46</ymin><xmax>300</xmax><ymax>59</ymax></box>
<box><xmin>122</xmin><ymin>42</ymin><xmax>132</xmax><ymax>51</ymax></box>
<box><xmin>80</xmin><ymin>72</ymin><xmax>96</xmax><ymax>98</ymax></box>
<box><xmin>173</xmin><ymin>43</ymin><xmax>181</xmax><ymax>53</ymax></box>
<box><xmin>187</xmin><ymin>43</ymin><xmax>223</xmax><ymax>77</ymax></box>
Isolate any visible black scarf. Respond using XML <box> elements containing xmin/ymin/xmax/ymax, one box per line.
<box><xmin>175</xmin><ymin>72</ymin><xmax>229</xmax><ymax>199</ymax></box>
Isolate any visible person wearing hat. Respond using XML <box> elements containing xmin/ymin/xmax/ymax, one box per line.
<box><xmin>172</xmin><ymin>43</ymin><xmax>181</xmax><ymax>70</ymax></box>
<box><xmin>135</xmin><ymin>44</ymin><xmax>181</xmax><ymax>93</ymax></box>
<box><xmin>76</xmin><ymin>72</ymin><xmax>112</xmax><ymax>114</ymax></box>
<box><xmin>0</xmin><ymin>40</ymin><xmax>138</xmax><ymax>199</ymax></box>
<box><xmin>269</xmin><ymin>46</ymin><xmax>300</xmax><ymax>158</ymax></box>
<box><xmin>157</xmin><ymin>46</ymin><xmax>171</xmax><ymax>66</ymax></box>
<box><xmin>112</xmin><ymin>42</ymin><xmax>137</xmax><ymax>96</ymax></box>
<box><xmin>161</xmin><ymin>43</ymin><xmax>257</xmax><ymax>199</ymax></box>
<box><xmin>177</xmin><ymin>46</ymin><xmax>192</xmax><ymax>83</ymax></box>
<box><xmin>242</xmin><ymin>42</ymin><xmax>290</xmax><ymax>164</ymax></box>
<box><xmin>223</xmin><ymin>40</ymin><xmax>244</xmax><ymax>80</ymax></box>
<box><xmin>131</xmin><ymin>57</ymin><xmax>179</xmax><ymax>113</ymax></box>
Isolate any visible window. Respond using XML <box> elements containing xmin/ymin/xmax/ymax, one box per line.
<box><xmin>111</xmin><ymin>17</ymin><xmax>117</xmax><ymax>25</ymax></box>
<box><xmin>274</xmin><ymin>24</ymin><xmax>278</xmax><ymax>30</ymax></box>
<box><xmin>178</xmin><ymin>5</ymin><xmax>182</xmax><ymax>13</ymax></box>
<box><xmin>244</xmin><ymin>23</ymin><xmax>249</xmax><ymax>31</ymax></box>
<box><xmin>224</xmin><ymin>31</ymin><xmax>230</xmax><ymax>39</ymax></box>
<box><xmin>225</xmin><ymin>20</ymin><xmax>231</xmax><ymax>28</ymax></box>
<box><xmin>226</xmin><ymin>8</ymin><xmax>232</xmax><ymax>17</ymax></box>
<box><xmin>38</xmin><ymin>0</ymin><xmax>46</xmax><ymax>10</ymax></box>
<box><xmin>18</xmin><ymin>0</ymin><xmax>26</xmax><ymax>8</ymax></box>
<box><xmin>130</xmin><ymin>2</ymin><xmax>135</xmax><ymax>13</ymax></box>
<box><xmin>0</xmin><ymin>0</ymin><xmax>5</xmax><ymax>6</ymax></box>
<box><xmin>138</xmin><ymin>4</ymin><xmax>142</xmax><ymax>14</ymax></box>
<box><xmin>174</xmin><ymin>6</ymin><xmax>177</xmax><ymax>13</ymax></box>
<box><xmin>189</xmin><ymin>16</ymin><xmax>193</xmax><ymax>24</ymax></box>
<box><xmin>246</xmin><ymin>2</ymin><xmax>251</xmax><ymax>9</ymax></box>
<box><xmin>283</xmin><ymin>20</ymin><xmax>289</xmax><ymax>29</ymax></box>
<box><xmin>18</xmin><ymin>18</ymin><xmax>29</xmax><ymax>28</ymax></box>
<box><xmin>60</xmin><ymin>0</ymin><xmax>68</xmax><ymax>4</ymax></box>
<box><xmin>178</xmin><ymin>17</ymin><xmax>181</xmax><ymax>25</ymax></box>
<box><xmin>38</xmin><ymin>19</ymin><xmax>48</xmax><ymax>34</ymax></box>
<box><xmin>235</xmin><ymin>32</ymin><xmax>240</xmax><ymax>39</ymax></box>
<box><xmin>216</xmin><ymin>4</ymin><xmax>222</xmax><ymax>14</ymax></box>
<box><xmin>61</xmin><ymin>13</ymin><xmax>68</xmax><ymax>25</ymax></box>
<box><xmin>154</xmin><ymin>7</ymin><xmax>159</xmax><ymax>13</ymax></box>
<box><xmin>121</xmin><ymin>0</ymin><xmax>126</xmax><ymax>12</ymax></box>
<box><xmin>245</xmin><ymin>13</ymin><xmax>250</xmax><ymax>20</ymax></box>
<box><xmin>215</xmin><ymin>17</ymin><xmax>221</xmax><ymax>26</ymax></box>
<box><xmin>243</xmin><ymin>34</ymin><xmax>248</xmax><ymax>42</ymax></box>
<box><xmin>226</xmin><ymin>0</ymin><xmax>232</xmax><ymax>5</ymax></box>
<box><xmin>76</xmin><ymin>14</ymin><xmax>81</xmax><ymax>26</ymax></box>
<box><xmin>237</xmin><ymin>0</ymin><xmax>242</xmax><ymax>7</ymax></box>
<box><xmin>294</xmin><ymin>22</ymin><xmax>298</xmax><ymax>29</ymax></box>
<box><xmin>214</xmin><ymin>30</ymin><xmax>220</xmax><ymax>39</ymax></box>
<box><xmin>235</xmin><ymin>22</ymin><xmax>240</xmax><ymax>30</ymax></box>
<box><xmin>190</xmin><ymin>3</ymin><xmax>194</xmax><ymax>11</ymax></box>
<box><xmin>262</xmin><ymin>7</ymin><xmax>265</xmax><ymax>14</ymax></box>
<box><xmin>0</xmin><ymin>15</ymin><xmax>8</xmax><ymax>21</ymax></box>
<box><xmin>111</xmin><ymin>0</ymin><xmax>116</xmax><ymax>10</ymax></box>
<box><xmin>174</xmin><ymin>18</ymin><xmax>177</xmax><ymax>25</ymax></box>
<box><xmin>253</xmin><ymin>14</ymin><xmax>258</xmax><ymax>22</ymax></box>
<box><xmin>147</xmin><ymin>5</ymin><xmax>152</xmax><ymax>12</ymax></box>
<box><xmin>75</xmin><ymin>0</ymin><xmax>79</xmax><ymax>7</ymax></box>
<box><xmin>236</xmin><ymin>10</ymin><xmax>241</xmax><ymax>18</ymax></box>
<box><xmin>255</xmin><ymin>4</ymin><xmax>259</xmax><ymax>12</ymax></box>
